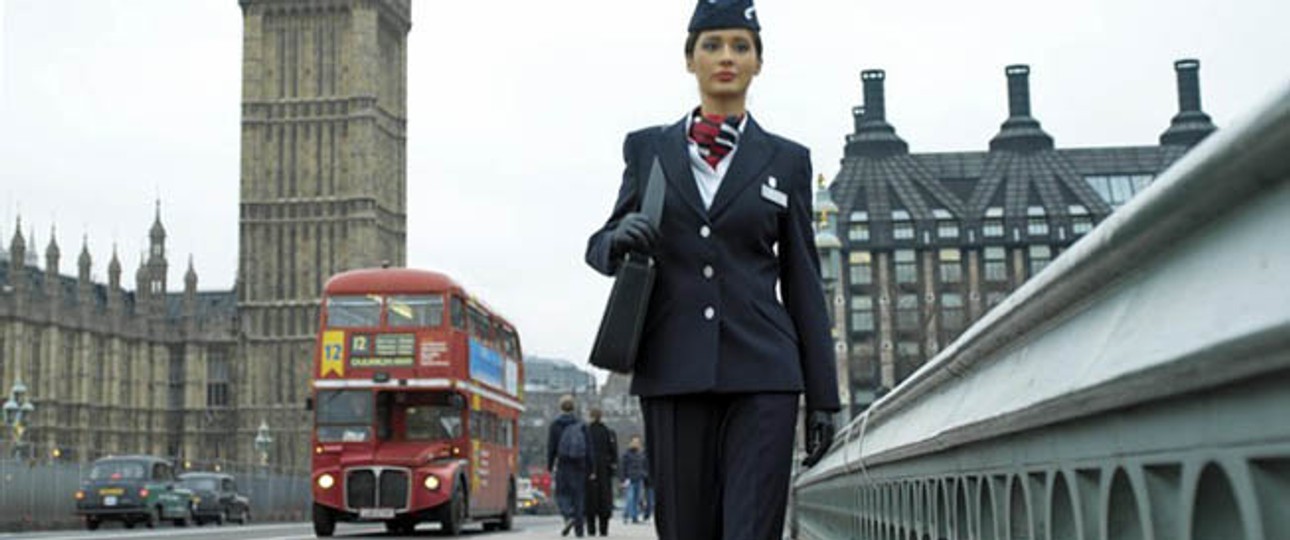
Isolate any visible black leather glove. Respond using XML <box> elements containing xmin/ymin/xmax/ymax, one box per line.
<box><xmin>801</xmin><ymin>410</ymin><xmax>835</xmax><ymax>468</ymax></box>
<box><xmin>610</xmin><ymin>212</ymin><xmax>660</xmax><ymax>258</ymax></box>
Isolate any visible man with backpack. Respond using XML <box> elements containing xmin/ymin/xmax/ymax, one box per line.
<box><xmin>547</xmin><ymin>394</ymin><xmax>593</xmax><ymax>537</ymax></box>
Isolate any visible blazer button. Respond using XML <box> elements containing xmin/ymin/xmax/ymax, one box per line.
<box><xmin>703</xmin><ymin>265</ymin><xmax>714</xmax><ymax>279</ymax></box>
<box><xmin>703</xmin><ymin>306</ymin><xmax>715</xmax><ymax>320</ymax></box>
<box><xmin>700</xmin><ymin>225</ymin><xmax>711</xmax><ymax>238</ymax></box>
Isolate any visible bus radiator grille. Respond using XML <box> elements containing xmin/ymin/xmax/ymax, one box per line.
<box><xmin>378</xmin><ymin>470</ymin><xmax>409</xmax><ymax>509</ymax></box>
<box><xmin>347</xmin><ymin>470</ymin><xmax>377</xmax><ymax>509</ymax></box>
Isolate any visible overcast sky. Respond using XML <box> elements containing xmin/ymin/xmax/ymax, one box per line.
<box><xmin>2</xmin><ymin>0</ymin><xmax>1288</xmax><ymax>369</ymax></box>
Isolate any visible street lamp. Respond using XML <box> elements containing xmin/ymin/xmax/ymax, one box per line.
<box><xmin>254</xmin><ymin>420</ymin><xmax>273</xmax><ymax>466</ymax></box>
<box><xmin>3</xmin><ymin>380</ymin><xmax>36</xmax><ymax>458</ymax></box>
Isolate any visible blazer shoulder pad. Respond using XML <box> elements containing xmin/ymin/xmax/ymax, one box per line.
<box><xmin>622</xmin><ymin>124</ymin><xmax>670</xmax><ymax>158</ymax></box>
<box><xmin>765</xmin><ymin>131</ymin><xmax>810</xmax><ymax>159</ymax></box>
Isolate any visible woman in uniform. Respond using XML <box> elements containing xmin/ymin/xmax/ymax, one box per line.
<box><xmin>584</xmin><ymin>1</ymin><xmax>839</xmax><ymax>539</ymax></box>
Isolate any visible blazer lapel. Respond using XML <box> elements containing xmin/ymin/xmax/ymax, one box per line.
<box><xmin>656</xmin><ymin>119</ymin><xmax>707</xmax><ymax>219</ymax></box>
<box><xmin>708</xmin><ymin>116</ymin><xmax>777</xmax><ymax>220</ymax></box>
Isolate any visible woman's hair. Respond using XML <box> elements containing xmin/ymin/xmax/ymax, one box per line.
<box><xmin>685</xmin><ymin>29</ymin><xmax>763</xmax><ymax>60</ymax></box>
<box><xmin>559</xmin><ymin>394</ymin><xmax>575</xmax><ymax>412</ymax></box>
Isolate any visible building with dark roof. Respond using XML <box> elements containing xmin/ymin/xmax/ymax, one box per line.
<box><xmin>817</xmin><ymin>60</ymin><xmax>1216</xmax><ymax>415</ymax></box>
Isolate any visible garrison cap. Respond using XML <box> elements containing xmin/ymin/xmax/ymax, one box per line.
<box><xmin>688</xmin><ymin>0</ymin><xmax>760</xmax><ymax>33</ymax></box>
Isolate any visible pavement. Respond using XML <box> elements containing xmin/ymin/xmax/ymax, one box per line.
<box><xmin>0</xmin><ymin>515</ymin><xmax>659</xmax><ymax>539</ymax></box>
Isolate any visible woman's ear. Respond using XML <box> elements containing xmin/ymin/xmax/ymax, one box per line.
<box><xmin>686</xmin><ymin>55</ymin><xmax>696</xmax><ymax>74</ymax></box>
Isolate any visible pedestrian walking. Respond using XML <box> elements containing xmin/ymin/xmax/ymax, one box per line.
<box><xmin>547</xmin><ymin>395</ymin><xmax>594</xmax><ymax>537</ymax></box>
<box><xmin>619</xmin><ymin>436</ymin><xmax>648</xmax><ymax>525</ymax></box>
<box><xmin>584</xmin><ymin>1</ymin><xmax>840</xmax><ymax>538</ymax></box>
<box><xmin>585</xmin><ymin>408</ymin><xmax>618</xmax><ymax>536</ymax></box>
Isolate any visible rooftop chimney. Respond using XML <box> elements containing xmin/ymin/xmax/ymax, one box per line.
<box><xmin>1160</xmin><ymin>59</ymin><xmax>1216</xmax><ymax>147</ymax></box>
<box><xmin>989</xmin><ymin>65</ymin><xmax>1054</xmax><ymax>152</ymax></box>
<box><xmin>844</xmin><ymin>70</ymin><xmax>909</xmax><ymax>158</ymax></box>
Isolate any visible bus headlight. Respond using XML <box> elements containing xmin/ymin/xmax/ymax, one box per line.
<box><xmin>317</xmin><ymin>473</ymin><xmax>336</xmax><ymax>490</ymax></box>
<box><xmin>423</xmin><ymin>475</ymin><xmax>441</xmax><ymax>491</ymax></box>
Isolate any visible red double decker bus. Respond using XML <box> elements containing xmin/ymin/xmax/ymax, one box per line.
<box><xmin>310</xmin><ymin>268</ymin><xmax>524</xmax><ymax>537</ymax></box>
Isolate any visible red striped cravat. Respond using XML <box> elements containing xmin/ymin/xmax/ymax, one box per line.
<box><xmin>688</xmin><ymin>111</ymin><xmax>742</xmax><ymax>170</ymax></box>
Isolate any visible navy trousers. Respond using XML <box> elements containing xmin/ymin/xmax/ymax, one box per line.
<box><xmin>642</xmin><ymin>393</ymin><xmax>799</xmax><ymax>540</ymax></box>
<box><xmin>555</xmin><ymin>460</ymin><xmax>588</xmax><ymax>536</ymax></box>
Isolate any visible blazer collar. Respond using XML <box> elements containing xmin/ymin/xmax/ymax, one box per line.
<box><xmin>708</xmin><ymin>115</ymin><xmax>775</xmax><ymax>219</ymax></box>
<box><xmin>657</xmin><ymin>113</ymin><xmax>777</xmax><ymax>220</ymax></box>
<box><xmin>658</xmin><ymin>118</ymin><xmax>707</xmax><ymax>218</ymax></box>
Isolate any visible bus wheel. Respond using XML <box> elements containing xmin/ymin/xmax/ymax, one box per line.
<box><xmin>499</xmin><ymin>480</ymin><xmax>516</xmax><ymax>531</ymax></box>
<box><xmin>439</xmin><ymin>482</ymin><xmax>467</xmax><ymax>536</ymax></box>
<box><xmin>312</xmin><ymin>503</ymin><xmax>336</xmax><ymax>537</ymax></box>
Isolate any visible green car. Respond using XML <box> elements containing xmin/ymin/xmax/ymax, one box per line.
<box><xmin>74</xmin><ymin>455</ymin><xmax>197</xmax><ymax>530</ymax></box>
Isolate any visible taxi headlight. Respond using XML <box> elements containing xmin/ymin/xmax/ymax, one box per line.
<box><xmin>317</xmin><ymin>473</ymin><xmax>336</xmax><ymax>490</ymax></box>
<box><xmin>423</xmin><ymin>475</ymin><xmax>441</xmax><ymax>491</ymax></box>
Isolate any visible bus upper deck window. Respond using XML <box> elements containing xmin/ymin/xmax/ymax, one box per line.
<box><xmin>450</xmin><ymin>297</ymin><xmax>466</xmax><ymax>330</ymax></box>
<box><xmin>325</xmin><ymin>295</ymin><xmax>382</xmax><ymax>328</ymax></box>
<box><xmin>388</xmin><ymin>294</ymin><xmax>445</xmax><ymax>328</ymax></box>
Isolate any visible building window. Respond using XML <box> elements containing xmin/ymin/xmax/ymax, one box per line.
<box><xmin>850</xmin><ymin>295</ymin><xmax>875</xmax><ymax>332</ymax></box>
<box><xmin>896</xmin><ymin>341</ymin><xmax>921</xmax><ymax>363</ymax></box>
<box><xmin>207</xmin><ymin>347</ymin><xmax>230</xmax><ymax>408</ymax></box>
<box><xmin>1086</xmin><ymin>174</ymin><xmax>1153</xmax><ymax>208</ymax></box>
<box><xmin>1027</xmin><ymin>206</ymin><xmax>1049</xmax><ymax>236</ymax></box>
<box><xmin>941</xmin><ymin>293</ymin><xmax>965</xmax><ymax>333</ymax></box>
<box><xmin>931</xmin><ymin>209</ymin><xmax>957</xmax><ymax>239</ymax></box>
<box><xmin>892</xmin><ymin>210</ymin><xmax>914</xmax><ymax>240</ymax></box>
<box><xmin>984</xmin><ymin>247</ymin><xmax>1008</xmax><ymax>283</ymax></box>
<box><xmin>896</xmin><ymin>293</ymin><xmax>920</xmax><ymax>331</ymax></box>
<box><xmin>983</xmin><ymin>207</ymin><xmax>1004</xmax><ymax>238</ymax></box>
<box><xmin>848</xmin><ymin>211</ymin><xmax>870</xmax><ymax>242</ymax></box>
<box><xmin>1069</xmin><ymin>204</ymin><xmax>1093</xmax><ymax>235</ymax></box>
<box><xmin>1029</xmin><ymin>245</ymin><xmax>1053</xmax><ymax>275</ymax></box>
<box><xmin>938</xmin><ymin>249</ymin><xmax>962</xmax><ymax>284</ymax></box>
<box><xmin>848</xmin><ymin>252</ymin><xmax>873</xmax><ymax>286</ymax></box>
<box><xmin>894</xmin><ymin>250</ymin><xmax>918</xmax><ymax>285</ymax></box>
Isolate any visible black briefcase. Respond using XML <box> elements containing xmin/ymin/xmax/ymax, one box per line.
<box><xmin>589</xmin><ymin>158</ymin><xmax>666</xmax><ymax>373</ymax></box>
<box><xmin>589</xmin><ymin>252</ymin><xmax>656</xmax><ymax>373</ymax></box>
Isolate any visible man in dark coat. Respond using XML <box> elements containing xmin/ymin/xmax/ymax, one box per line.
<box><xmin>547</xmin><ymin>395</ymin><xmax>593</xmax><ymax>537</ymax></box>
<box><xmin>584</xmin><ymin>408</ymin><xmax>618</xmax><ymax>536</ymax></box>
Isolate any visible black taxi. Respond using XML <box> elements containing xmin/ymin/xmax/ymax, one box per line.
<box><xmin>74</xmin><ymin>455</ymin><xmax>197</xmax><ymax>530</ymax></box>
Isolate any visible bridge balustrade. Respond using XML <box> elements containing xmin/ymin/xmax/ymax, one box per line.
<box><xmin>793</xmin><ymin>84</ymin><xmax>1290</xmax><ymax>540</ymax></box>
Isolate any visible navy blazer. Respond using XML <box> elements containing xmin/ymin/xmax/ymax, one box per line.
<box><xmin>586</xmin><ymin>115</ymin><xmax>840</xmax><ymax>412</ymax></box>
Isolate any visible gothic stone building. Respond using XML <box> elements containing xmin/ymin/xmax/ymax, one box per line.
<box><xmin>0</xmin><ymin>213</ymin><xmax>238</xmax><ymax>463</ymax></box>
<box><xmin>820</xmin><ymin>60</ymin><xmax>1217</xmax><ymax>414</ymax></box>
<box><xmin>0</xmin><ymin>0</ymin><xmax>412</xmax><ymax>472</ymax></box>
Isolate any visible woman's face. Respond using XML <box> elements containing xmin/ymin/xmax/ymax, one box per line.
<box><xmin>687</xmin><ymin>29</ymin><xmax>762</xmax><ymax>101</ymax></box>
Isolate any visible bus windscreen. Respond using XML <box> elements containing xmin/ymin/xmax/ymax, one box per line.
<box><xmin>326</xmin><ymin>295</ymin><xmax>382</xmax><ymax>327</ymax></box>
<box><xmin>316</xmin><ymin>390</ymin><xmax>373</xmax><ymax>442</ymax></box>
<box><xmin>387</xmin><ymin>294</ymin><xmax>445</xmax><ymax>328</ymax></box>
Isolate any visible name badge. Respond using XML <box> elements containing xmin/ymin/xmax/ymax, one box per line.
<box><xmin>761</xmin><ymin>184</ymin><xmax>788</xmax><ymax>208</ymax></box>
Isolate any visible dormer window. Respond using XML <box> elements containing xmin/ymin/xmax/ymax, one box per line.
<box><xmin>1069</xmin><ymin>204</ymin><xmax>1093</xmax><ymax>234</ymax></box>
<box><xmin>848</xmin><ymin>211</ymin><xmax>870</xmax><ymax>242</ymax></box>
<box><xmin>892</xmin><ymin>210</ymin><xmax>914</xmax><ymax>240</ymax></box>
<box><xmin>983</xmin><ymin>207</ymin><xmax>1004</xmax><ymax>238</ymax></box>
<box><xmin>1027</xmin><ymin>206</ymin><xmax>1049</xmax><ymax>236</ymax></box>
<box><xmin>933</xmin><ymin>209</ymin><xmax>958</xmax><ymax>239</ymax></box>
